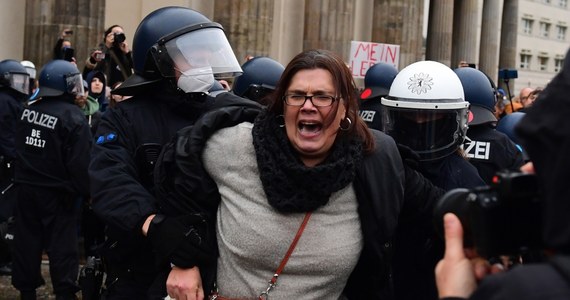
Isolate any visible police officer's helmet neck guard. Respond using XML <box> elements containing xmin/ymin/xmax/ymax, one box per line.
<box><xmin>33</xmin><ymin>60</ymin><xmax>84</xmax><ymax>100</ymax></box>
<box><xmin>0</xmin><ymin>59</ymin><xmax>30</xmax><ymax>96</ymax></box>
<box><xmin>116</xmin><ymin>6</ymin><xmax>242</xmax><ymax>95</ymax></box>
<box><xmin>381</xmin><ymin>60</ymin><xmax>469</xmax><ymax>161</ymax></box>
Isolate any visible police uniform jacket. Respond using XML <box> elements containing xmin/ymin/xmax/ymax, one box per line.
<box><xmin>0</xmin><ymin>89</ymin><xmax>24</xmax><ymax>160</ymax></box>
<box><xmin>464</xmin><ymin>125</ymin><xmax>524</xmax><ymax>185</ymax></box>
<box><xmin>14</xmin><ymin>96</ymin><xmax>91</xmax><ymax>197</ymax></box>
<box><xmin>88</xmin><ymin>87</ymin><xmax>250</xmax><ymax>279</ymax></box>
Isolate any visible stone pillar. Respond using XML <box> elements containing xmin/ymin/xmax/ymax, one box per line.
<box><xmin>0</xmin><ymin>1</ymin><xmax>26</xmax><ymax>60</ymax></box>
<box><xmin>425</xmin><ymin>0</ymin><xmax>454</xmax><ymax>66</ymax></box>
<box><xmin>214</xmin><ymin>0</ymin><xmax>274</xmax><ymax>65</ymax></box>
<box><xmin>498</xmin><ymin>0</ymin><xmax>518</xmax><ymax>96</ymax></box>
<box><xmin>353</xmin><ymin>0</ymin><xmax>374</xmax><ymax>42</ymax></box>
<box><xmin>451</xmin><ymin>0</ymin><xmax>480</xmax><ymax>68</ymax></box>
<box><xmin>479</xmin><ymin>0</ymin><xmax>504</xmax><ymax>84</ymax></box>
<box><xmin>303</xmin><ymin>0</ymin><xmax>355</xmax><ymax>60</ymax></box>
<box><xmin>372</xmin><ymin>0</ymin><xmax>424</xmax><ymax>69</ymax></box>
<box><xmin>25</xmin><ymin>0</ymin><xmax>105</xmax><ymax>70</ymax></box>
<box><xmin>270</xmin><ymin>0</ymin><xmax>305</xmax><ymax>65</ymax></box>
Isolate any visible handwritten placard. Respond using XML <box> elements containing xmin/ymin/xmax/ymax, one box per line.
<box><xmin>349</xmin><ymin>41</ymin><xmax>400</xmax><ymax>78</ymax></box>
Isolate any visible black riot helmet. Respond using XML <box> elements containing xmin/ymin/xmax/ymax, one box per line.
<box><xmin>454</xmin><ymin>67</ymin><xmax>497</xmax><ymax>125</ymax></box>
<box><xmin>115</xmin><ymin>6</ymin><xmax>242</xmax><ymax>95</ymax></box>
<box><xmin>0</xmin><ymin>59</ymin><xmax>30</xmax><ymax>96</ymax></box>
<box><xmin>360</xmin><ymin>62</ymin><xmax>398</xmax><ymax>100</ymax></box>
<box><xmin>33</xmin><ymin>60</ymin><xmax>84</xmax><ymax>99</ymax></box>
<box><xmin>232</xmin><ymin>56</ymin><xmax>284</xmax><ymax>104</ymax></box>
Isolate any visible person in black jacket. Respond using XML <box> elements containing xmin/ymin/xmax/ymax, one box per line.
<box><xmin>0</xmin><ymin>59</ymin><xmax>30</xmax><ymax>276</ymax></box>
<box><xmin>455</xmin><ymin>67</ymin><xmax>524</xmax><ymax>185</ymax></box>
<box><xmin>436</xmin><ymin>48</ymin><xmax>570</xmax><ymax>300</ymax></box>
<box><xmin>83</xmin><ymin>25</ymin><xmax>133</xmax><ymax>91</ymax></box>
<box><xmin>382</xmin><ymin>60</ymin><xmax>485</xmax><ymax>300</ymax></box>
<box><xmin>12</xmin><ymin>59</ymin><xmax>91</xmax><ymax>300</ymax></box>
<box><xmin>88</xmin><ymin>6</ymin><xmax>244</xmax><ymax>299</ymax></box>
<box><xmin>152</xmin><ymin>49</ymin><xmax>444</xmax><ymax>299</ymax></box>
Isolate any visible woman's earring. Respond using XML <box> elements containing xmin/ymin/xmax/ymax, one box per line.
<box><xmin>339</xmin><ymin>117</ymin><xmax>352</xmax><ymax>131</ymax></box>
<box><xmin>276</xmin><ymin>114</ymin><xmax>285</xmax><ymax>128</ymax></box>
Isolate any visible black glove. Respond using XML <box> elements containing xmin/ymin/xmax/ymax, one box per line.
<box><xmin>396</xmin><ymin>143</ymin><xmax>421</xmax><ymax>170</ymax></box>
<box><xmin>147</xmin><ymin>214</ymin><xmax>214</xmax><ymax>268</ymax></box>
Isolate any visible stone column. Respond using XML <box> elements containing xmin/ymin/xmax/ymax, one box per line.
<box><xmin>214</xmin><ymin>0</ymin><xmax>274</xmax><ymax>65</ymax></box>
<box><xmin>372</xmin><ymin>0</ymin><xmax>424</xmax><ymax>69</ymax></box>
<box><xmin>353</xmin><ymin>0</ymin><xmax>374</xmax><ymax>43</ymax></box>
<box><xmin>270</xmin><ymin>0</ymin><xmax>305</xmax><ymax>65</ymax></box>
<box><xmin>479</xmin><ymin>0</ymin><xmax>504</xmax><ymax>84</ymax></box>
<box><xmin>25</xmin><ymin>0</ymin><xmax>105</xmax><ymax>70</ymax></box>
<box><xmin>451</xmin><ymin>0</ymin><xmax>481</xmax><ymax>68</ymax></box>
<box><xmin>425</xmin><ymin>0</ymin><xmax>454</xmax><ymax>66</ymax></box>
<box><xmin>0</xmin><ymin>1</ymin><xmax>26</xmax><ymax>60</ymax></box>
<box><xmin>497</xmin><ymin>0</ymin><xmax>518</xmax><ymax>96</ymax></box>
<box><xmin>303</xmin><ymin>0</ymin><xmax>355</xmax><ymax>59</ymax></box>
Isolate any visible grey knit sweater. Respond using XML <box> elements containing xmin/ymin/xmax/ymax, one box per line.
<box><xmin>203</xmin><ymin>122</ymin><xmax>363</xmax><ymax>299</ymax></box>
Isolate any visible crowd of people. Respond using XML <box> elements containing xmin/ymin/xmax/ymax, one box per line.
<box><xmin>0</xmin><ymin>5</ymin><xmax>568</xmax><ymax>300</ymax></box>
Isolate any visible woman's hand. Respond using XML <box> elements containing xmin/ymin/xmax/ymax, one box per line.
<box><xmin>167</xmin><ymin>265</ymin><xmax>204</xmax><ymax>300</ymax></box>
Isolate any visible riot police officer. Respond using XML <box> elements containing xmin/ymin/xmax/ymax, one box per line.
<box><xmin>359</xmin><ymin>62</ymin><xmax>398</xmax><ymax>130</ymax></box>
<box><xmin>0</xmin><ymin>59</ymin><xmax>30</xmax><ymax>275</ymax></box>
<box><xmin>88</xmin><ymin>6</ymin><xmax>244</xmax><ymax>299</ymax></box>
<box><xmin>455</xmin><ymin>67</ymin><xmax>524</xmax><ymax>184</ymax></box>
<box><xmin>382</xmin><ymin>61</ymin><xmax>484</xmax><ymax>300</ymax></box>
<box><xmin>13</xmin><ymin>59</ymin><xmax>91</xmax><ymax>300</ymax></box>
<box><xmin>231</xmin><ymin>56</ymin><xmax>284</xmax><ymax>105</ymax></box>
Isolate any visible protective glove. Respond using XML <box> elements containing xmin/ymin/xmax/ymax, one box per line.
<box><xmin>147</xmin><ymin>214</ymin><xmax>214</xmax><ymax>268</ymax></box>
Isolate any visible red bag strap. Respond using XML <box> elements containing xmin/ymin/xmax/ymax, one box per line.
<box><xmin>259</xmin><ymin>212</ymin><xmax>312</xmax><ymax>299</ymax></box>
<box><xmin>210</xmin><ymin>212</ymin><xmax>312</xmax><ymax>300</ymax></box>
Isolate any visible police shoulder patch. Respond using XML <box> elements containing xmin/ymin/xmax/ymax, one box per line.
<box><xmin>96</xmin><ymin>132</ymin><xmax>118</xmax><ymax>145</ymax></box>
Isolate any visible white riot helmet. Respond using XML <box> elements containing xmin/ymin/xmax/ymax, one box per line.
<box><xmin>381</xmin><ymin>60</ymin><xmax>469</xmax><ymax>161</ymax></box>
<box><xmin>20</xmin><ymin>60</ymin><xmax>36</xmax><ymax>79</ymax></box>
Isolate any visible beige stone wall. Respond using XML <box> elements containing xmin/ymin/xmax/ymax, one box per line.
<box><xmin>0</xmin><ymin>1</ymin><xmax>27</xmax><ymax>61</ymax></box>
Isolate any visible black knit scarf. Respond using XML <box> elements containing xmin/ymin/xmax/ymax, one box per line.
<box><xmin>252</xmin><ymin>109</ymin><xmax>363</xmax><ymax>213</ymax></box>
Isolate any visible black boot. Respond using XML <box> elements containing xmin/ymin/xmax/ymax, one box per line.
<box><xmin>20</xmin><ymin>290</ymin><xmax>36</xmax><ymax>300</ymax></box>
<box><xmin>0</xmin><ymin>262</ymin><xmax>12</xmax><ymax>275</ymax></box>
<box><xmin>55</xmin><ymin>293</ymin><xmax>78</xmax><ymax>300</ymax></box>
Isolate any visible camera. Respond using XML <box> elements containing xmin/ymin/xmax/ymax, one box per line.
<box><xmin>434</xmin><ymin>171</ymin><xmax>542</xmax><ymax>258</ymax></box>
<box><xmin>64</xmin><ymin>30</ymin><xmax>73</xmax><ymax>35</ymax></box>
<box><xmin>113</xmin><ymin>32</ymin><xmax>126</xmax><ymax>47</ymax></box>
<box><xmin>498</xmin><ymin>69</ymin><xmax>518</xmax><ymax>80</ymax></box>
<box><xmin>62</xmin><ymin>47</ymin><xmax>75</xmax><ymax>62</ymax></box>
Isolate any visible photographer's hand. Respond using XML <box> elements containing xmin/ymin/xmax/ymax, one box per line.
<box><xmin>436</xmin><ymin>213</ymin><xmax>477</xmax><ymax>298</ymax></box>
<box><xmin>119</xmin><ymin>41</ymin><xmax>129</xmax><ymax>54</ymax></box>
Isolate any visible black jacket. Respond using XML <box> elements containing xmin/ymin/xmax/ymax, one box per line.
<box><xmin>14</xmin><ymin>97</ymin><xmax>91</xmax><ymax>197</ymax></box>
<box><xmin>89</xmin><ymin>88</ymin><xmax>253</xmax><ymax>280</ymax></box>
<box><xmin>155</xmin><ymin>105</ymin><xmax>444</xmax><ymax>299</ymax></box>
<box><xmin>0</xmin><ymin>89</ymin><xmax>24</xmax><ymax>160</ymax></box>
<box><xmin>464</xmin><ymin>125</ymin><xmax>525</xmax><ymax>185</ymax></box>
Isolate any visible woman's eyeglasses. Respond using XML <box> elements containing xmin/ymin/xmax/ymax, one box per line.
<box><xmin>282</xmin><ymin>94</ymin><xmax>338</xmax><ymax>107</ymax></box>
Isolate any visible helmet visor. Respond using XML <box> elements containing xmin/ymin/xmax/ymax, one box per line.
<box><xmin>161</xmin><ymin>27</ymin><xmax>242</xmax><ymax>79</ymax></box>
<box><xmin>65</xmin><ymin>73</ymin><xmax>84</xmax><ymax>96</ymax></box>
<box><xmin>5</xmin><ymin>72</ymin><xmax>30</xmax><ymax>95</ymax></box>
<box><xmin>383</xmin><ymin>107</ymin><xmax>468</xmax><ymax>160</ymax></box>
